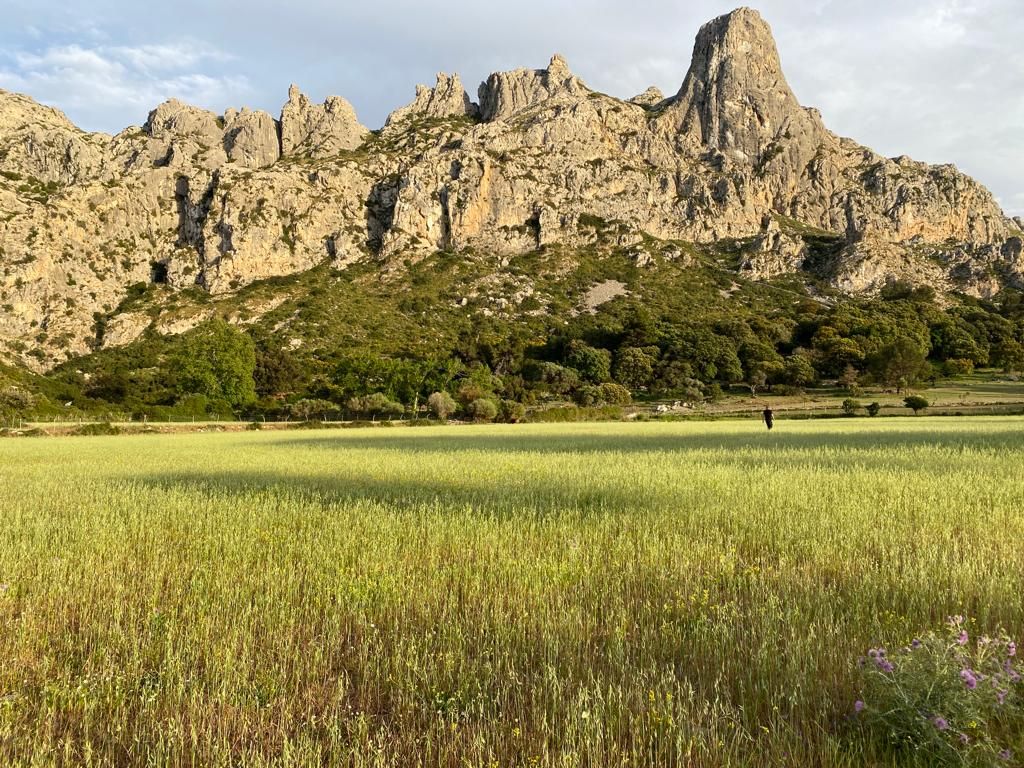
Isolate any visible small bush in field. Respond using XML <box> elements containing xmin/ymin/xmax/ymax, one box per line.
<box><xmin>905</xmin><ymin>395</ymin><xmax>929</xmax><ymax>415</ymax></box>
<box><xmin>466</xmin><ymin>398</ymin><xmax>498</xmax><ymax>423</ymax></box>
<box><xmin>853</xmin><ymin>616</ymin><xmax>1021</xmax><ymax>766</ymax></box>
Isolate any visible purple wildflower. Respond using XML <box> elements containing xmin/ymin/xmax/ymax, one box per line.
<box><xmin>911</xmin><ymin>638</ymin><xmax>922</xmax><ymax>650</ymax></box>
<box><xmin>960</xmin><ymin>669</ymin><xmax>978</xmax><ymax>690</ymax></box>
<box><xmin>999</xmin><ymin>750</ymin><xmax>1013</xmax><ymax>762</ymax></box>
<box><xmin>933</xmin><ymin>716</ymin><xmax>950</xmax><ymax>731</ymax></box>
<box><xmin>1009</xmin><ymin>641</ymin><xmax>1017</xmax><ymax>657</ymax></box>
<box><xmin>958</xmin><ymin>631</ymin><xmax>969</xmax><ymax>646</ymax></box>
<box><xmin>854</xmin><ymin>700</ymin><xmax>865</xmax><ymax>713</ymax></box>
<box><xmin>959</xmin><ymin>733</ymin><xmax>971</xmax><ymax>745</ymax></box>
<box><xmin>997</xmin><ymin>689</ymin><xmax>1008</xmax><ymax>705</ymax></box>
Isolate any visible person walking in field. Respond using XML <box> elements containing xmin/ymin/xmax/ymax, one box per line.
<box><xmin>762</xmin><ymin>406</ymin><xmax>775</xmax><ymax>431</ymax></box>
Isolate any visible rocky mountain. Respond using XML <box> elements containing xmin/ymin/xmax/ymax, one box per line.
<box><xmin>1</xmin><ymin>7</ymin><xmax>1021</xmax><ymax>371</ymax></box>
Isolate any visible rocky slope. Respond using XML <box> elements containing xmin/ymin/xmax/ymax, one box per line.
<box><xmin>0</xmin><ymin>7</ymin><xmax>1020</xmax><ymax>370</ymax></box>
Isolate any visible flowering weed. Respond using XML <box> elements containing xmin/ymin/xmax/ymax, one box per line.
<box><xmin>855</xmin><ymin>617</ymin><xmax>1022</xmax><ymax>766</ymax></box>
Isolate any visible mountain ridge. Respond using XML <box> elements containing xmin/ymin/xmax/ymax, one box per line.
<box><xmin>0</xmin><ymin>7</ymin><xmax>1022</xmax><ymax>372</ymax></box>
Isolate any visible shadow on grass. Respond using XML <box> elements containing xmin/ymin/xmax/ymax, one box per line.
<box><xmin>262</xmin><ymin>422</ymin><xmax>1024</xmax><ymax>459</ymax></box>
<box><xmin>137</xmin><ymin>468</ymin><xmax>653</xmax><ymax>518</ymax></box>
<box><xmin>136</xmin><ymin>423</ymin><xmax>1021</xmax><ymax>519</ymax></box>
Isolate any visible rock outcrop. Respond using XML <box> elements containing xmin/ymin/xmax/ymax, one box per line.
<box><xmin>478</xmin><ymin>54</ymin><xmax>587</xmax><ymax>122</ymax></box>
<box><xmin>0</xmin><ymin>8</ymin><xmax>1020</xmax><ymax>371</ymax></box>
<box><xmin>741</xmin><ymin>215</ymin><xmax>808</xmax><ymax>280</ymax></box>
<box><xmin>0</xmin><ymin>90</ymin><xmax>108</xmax><ymax>183</ymax></box>
<box><xmin>628</xmin><ymin>87</ymin><xmax>666</xmax><ymax>107</ymax></box>
<box><xmin>279</xmin><ymin>85</ymin><xmax>368</xmax><ymax>157</ymax></box>
<box><xmin>666</xmin><ymin>7</ymin><xmax>829</xmax><ymax>164</ymax></box>
<box><xmin>385</xmin><ymin>73</ymin><xmax>478</xmax><ymax>126</ymax></box>
<box><xmin>223</xmin><ymin>108</ymin><xmax>280</xmax><ymax>168</ymax></box>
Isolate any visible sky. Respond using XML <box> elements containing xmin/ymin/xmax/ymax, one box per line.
<box><xmin>1</xmin><ymin>0</ymin><xmax>1021</xmax><ymax>217</ymax></box>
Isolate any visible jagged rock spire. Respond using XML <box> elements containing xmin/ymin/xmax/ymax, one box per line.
<box><xmin>279</xmin><ymin>85</ymin><xmax>368</xmax><ymax>157</ymax></box>
<box><xmin>385</xmin><ymin>73</ymin><xmax>478</xmax><ymax>127</ymax></box>
<box><xmin>670</xmin><ymin>7</ymin><xmax>827</xmax><ymax>161</ymax></box>
<box><xmin>478</xmin><ymin>54</ymin><xmax>586</xmax><ymax>122</ymax></box>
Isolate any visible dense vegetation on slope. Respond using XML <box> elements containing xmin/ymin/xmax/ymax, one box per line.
<box><xmin>4</xmin><ymin>236</ymin><xmax>1024</xmax><ymax>424</ymax></box>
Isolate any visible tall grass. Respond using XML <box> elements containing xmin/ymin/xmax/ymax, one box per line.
<box><xmin>1</xmin><ymin>419</ymin><xmax>1022</xmax><ymax>766</ymax></box>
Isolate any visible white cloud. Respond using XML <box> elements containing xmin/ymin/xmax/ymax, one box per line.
<box><xmin>0</xmin><ymin>41</ymin><xmax>249</xmax><ymax>128</ymax></box>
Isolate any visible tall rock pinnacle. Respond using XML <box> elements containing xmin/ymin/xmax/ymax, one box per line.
<box><xmin>670</xmin><ymin>7</ymin><xmax>827</xmax><ymax>162</ymax></box>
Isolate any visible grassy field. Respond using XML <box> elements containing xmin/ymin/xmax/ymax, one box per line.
<box><xmin>1</xmin><ymin>419</ymin><xmax>1022</xmax><ymax>766</ymax></box>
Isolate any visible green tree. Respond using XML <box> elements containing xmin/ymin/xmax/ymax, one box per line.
<box><xmin>467</xmin><ymin>398</ymin><xmax>498</xmax><ymax>422</ymax></box>
<box><xmin>0</xmin><ymin>387</ymin><xmax>34</xmax><ymax>422</ymax></box>
<box><xmin>942</xmin><ymin>358</ymin><xmax>974</xmax><ymax>377</ymax></box>
<box><xmin>904</xmin><ymin>395</ymin><xmax>929</xmax><ymax>415</ymax></box>
<box><xmin>498</xmin><ymin>400</ymin><xmax>526</xmax><ymax>423</ymax></box>
<box><xmin>85</xmin><ymin>370</ymin><xmax>129</xmax><ymax>402</ymax></box>
<box><xmin>782</xmin><ymin>353</ymin><xmax>817</xmax><ymax>388</ymax></box>
<box><xmin>839</xmin><ymin>365</ymin><xmax>861</xmax><ymax>395</ymax></box>
<box><xmin>842</xmin><ymin>398</ymin><xmax>862</xmax><ymax>416</ymax></box>
<box><xmin>347</xmin><ymin>393</ymin><xmax>403</xmax><ymax>420</ymax></box>
<box><xmin>427</xmin><ymin>391</ymin><xmax>457</xmax><ymax>420</ymax></box>
<box><xmin>866</xmin><ymin>402</ymin><xmax>882</xmax><ymax>417</ymax></box>
<box><xmin>565</xmin><ymin>341</ymin><xmax>611</xmax><ymax>384</ymax></box>
<box><xmin>613</xmin><ymin>347</ymin><xmax>657</xmax><ymax>390</ymax></box>
<box><xmin>172</xmin><ymin>320</ymin><xmax>256</xmax><ymax>408</ymax></box>
<box><xmin>992</xmin><ymin>340</ymin><xmax>1024</xmax><ymax>373</ymax></box>
<box><xmin>254</xmin><ymin>344</ymin><xmax>301</xmax><ymax>398</ymax></box>
<box><xmin>290</xmin><ymin>399</ymin><xmax>335</xmax><ymax>421</ymax></box>
<box><xmin>869</xmin><ymin>337</ymin><xmax>929</xmax><ymax>392</ymax></box>
<box><xmin>532</xmin><ymin>363</ymin><xmax>580</xmax><ymax>396</ymax></box>
<box><xmin>598</xmin><ymin>383</ymin><xmax>632</xmax><ymax>406</ymax></box>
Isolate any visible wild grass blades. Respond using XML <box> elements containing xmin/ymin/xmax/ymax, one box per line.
<box><xmin>0</xmin><ymin>418</ymin><xmax>1022</xmax><ymax>766</ymax></box>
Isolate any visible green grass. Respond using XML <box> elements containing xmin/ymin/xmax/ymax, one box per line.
<box><xmin>1</xmin><ymin>419</ymin><xmax>1023</xmax><ymax>766</ymax></box>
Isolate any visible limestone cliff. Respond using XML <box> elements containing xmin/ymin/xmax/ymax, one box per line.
<box><xmin>0</xmin><ymin>7</ymin><xmax>1019</xmax><ymax>370</ymax></box>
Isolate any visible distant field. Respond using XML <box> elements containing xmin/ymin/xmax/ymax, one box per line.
<box><xmin>1</xmin><ymin>420</ymin><xmax>1022</xmax><ymax>766</ymax></box>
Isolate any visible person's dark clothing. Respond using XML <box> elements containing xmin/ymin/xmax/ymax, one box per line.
<box><xmin>762</xmin><ymin>408</ymin><xmax>774</xmax><ymax>431</ymax></box>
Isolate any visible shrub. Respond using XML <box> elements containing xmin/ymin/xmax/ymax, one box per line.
<box><xmin>467</xmin><ymin>399</ymin><xmax>498</xmax><ymax>423</ymax></box>
<box><xmin>565</xmin><ymin>341</ymin><xmax>611</xmax><ymax>384</ymax></box>
<box><xmin>866</xmin><ymin>402</ymin><xmax>882</xmax><ymax>417</ymax></box>
<box><xmin>72</xmin><ymin>422</ymin><xmax>121</xmax><ymax>437</ymax></box>
<box><xmin>498</xmin><ymin>400</ymin><xmax>526</xmax><ymax>424</ymax></box>
<box><xmin>573</xmin><ymin>384</ymin><xmax>602</xmax><ymax>408</ymax></box>
<box><xmin>0</xmin><ymin>386</ymin><xmax>35</xmax><ymax>420</ymax></box>
<box><xmin>290</xmin><ymin>399</ymin><xmax>335</xmax><ymax>421</ymax></box>
<box><xmin>905</xmin><ymin>395</ymin><xmax>930</xmax><ymax>415</ymax></box>
<box><xmin>527</xmin><ymin>405</ymin><xmax>623</xmax><ymax>423</ymax></box>
<box><xmin>613</xmin><ymin>347</ymin><xmax>656</xmax><ymax>390</ymax></box>
<box><xmin>528</xmin><ymin>405</ymin><xmax>581</xmax><ymax>423</ymax></box>
<box><xmin>530</xmin><ymin>363</ymin><xmax>581</xmax><ymax>396</ymax></box>
<box><xmin>944</xmin><ymin>358</ymin><xmax>975</xmax><ymax>378</ymax></box>
<box><xmin>598</xmin><ymin>383</ymin><xmax>632</xmax><ymax>406</ymax></box>
<box><xmin>427</xmin><ymin>391</ymin><xmax>457</xmax><ymax>420</ymax></box>
<box><xmin>348</xmin><ymin>393</ymin><xmax>403</xmax><ymax>420</ymax></box>
<box><xmin>842</xmin><ymin>398</ymin><xmax>862</xmax><ymax>416</ymax></box>
<box><xmin>772</xmin><ymin>384</ymin><xmax>804</xmax><ymax>397</ymax></box>
<box><xmin>853</xmin><ymin>617</ymin><xmax>1021</xmax><ymax>766</ymax></box>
